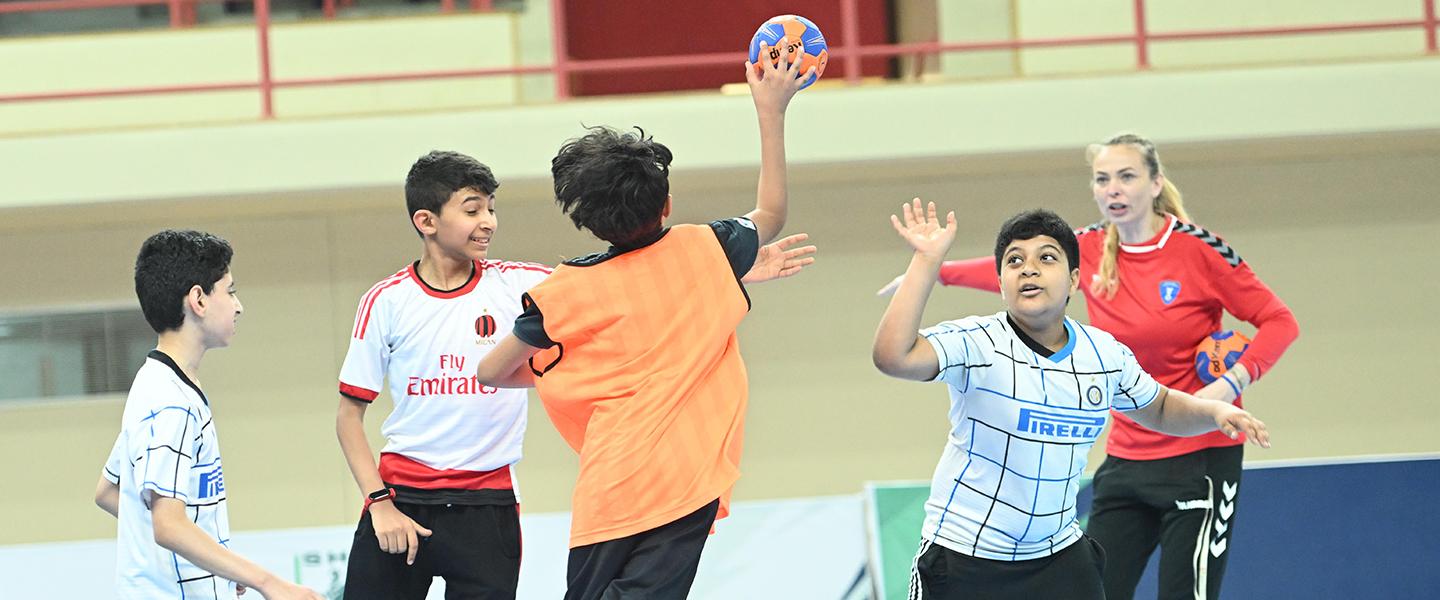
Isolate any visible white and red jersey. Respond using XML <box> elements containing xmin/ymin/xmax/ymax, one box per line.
<box><xmin>339</xmin><ymin>259</ymin><xmax>551</xmax><ymax>498</ymax></box>
<box><xmin>938</xmin><ymin>215</ymin><xmax>1299</xmax><ymax>460</ymax></box>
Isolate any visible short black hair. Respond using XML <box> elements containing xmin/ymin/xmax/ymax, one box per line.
<box><xmin>134</xmin><ymin>230</ymin><xmax>234</xmax><ymax>333</ymax></box>
<box><xmin>551</xmin><ymin>126</ymin><xmax>673</xmax><ymax>246</ymax></box>
<box><xmin>405</xmin><ymin>151</ymin><xmax>499</xmax><ymax>236</ymax></box>
<box><xmin>993</xmin><ymin>209</ymin><xmax>1080</xmax><ymax>274</ymax></box>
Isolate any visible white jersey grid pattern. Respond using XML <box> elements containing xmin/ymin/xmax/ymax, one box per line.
<box><xmin>919</xmin><ymin>312</ymin><xmax>1161</xmax><ymax>561</ymax></box>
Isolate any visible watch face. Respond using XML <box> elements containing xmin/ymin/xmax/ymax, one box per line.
<box><xmin>369</xmin><ymin>489</ymin><xmax>390</xmax><ymax>500</ymax></box>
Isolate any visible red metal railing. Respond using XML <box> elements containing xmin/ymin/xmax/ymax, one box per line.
<box><xmin>0</xmin><ymin>0</ymin><xmax>1435</xmax><ymax>120</ymax></box>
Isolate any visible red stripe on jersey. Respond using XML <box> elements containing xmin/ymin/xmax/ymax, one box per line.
<box><xmin>378</xmin><ymin>452</ymin><xmax>514</xmax><ymax>490</ymax></box>
<box><xmin>355</xmin><ymin>277</ymin><xmax>407</xmax><ymax>340</ymax></box>
<box><xmin>339</xmin><ymin>382</ymin><xmax>379</xmax><ymax>402</ymax></box>
<box><xmin>488</xmin><ymin>260</ymin><xmax>553</xmax><ymax>274</ymax></box>
<box><xmin>353</xmin><ymin>270</ymin><xmax>408</xmax><ymax>339</ymax></box>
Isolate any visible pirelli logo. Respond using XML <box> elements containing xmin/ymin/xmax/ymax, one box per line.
<box><xmin>1017</xmin><ymin>409</ymin><xmax>1106</xmax><ymax>439</ymax></box>
<box><xmin>199</xmin><ymin>466</ymin><xmax>225</xmax><ymax>499</ymax></box>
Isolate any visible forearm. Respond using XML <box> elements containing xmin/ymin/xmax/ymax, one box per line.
<box><xmin>1195</xmin><ymin>364</ymin><xmax>1252</xmax><ymax>403</ymax></box>
<box><xmin>873</xmin><ymin>253</ymin><xmax>943</xmax><ymax>377</ymax></box>
<box><xmin>475</xmin><ymin>335</ymin><xmax>541</xmax><ymax>388</ymax></box>
<box><xmin>95</xmin><ymin>477</ymin><xmax>120</xmax><ymax>517</ymax></box>
<box><xmin>938</xmin><ymin>256</ymin><xmax>1002</xmax><ymax>292</ymax></box>
<box><xmin>1239</xmin><ymin>305</ymin><xmax>1299</xmax><ymax>383</ymax></box>
<box><xmin>1223</xmin><ymin>264</ymin><xmax>1299</xmax><ymax>383</ymax></box>
<box><xmin>747</xmin><ymin>109</ymin><xmax>788</xmax><ymax>244</ymax></box>
<box><xmin>1140</xmin><ymin>387</ymin><xmax>1227</xmax><ymax>437</ymax></box>
<box><xmin>490</xmin><ymin>363</ymin><xmax>535</xmax><ymax>389</ymax></box>
<box><xmin>152</xmin><ymin>501</ymin><xmax>278</xmax><ymax>591</ymax></box>
<box><xmin>336</xmin><ymin>398</ymin><xmax>386</xmax><ymax>495</ymax></box>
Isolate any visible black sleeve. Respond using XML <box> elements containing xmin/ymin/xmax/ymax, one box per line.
<box><xmin>512</xmin><ymin>293</ymin><xmax>556</xmax><ymax>349</ymax></box>
<box><xmin>709</xmin><ymin>217</ymin><xmax>761</xmax><ymax>278</ymax></box>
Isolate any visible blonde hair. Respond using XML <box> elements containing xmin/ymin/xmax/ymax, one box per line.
<box><xmin>1087</xmin><ymin>133</ymin><xmax>1190</xmax><ymax>299</ymax></box>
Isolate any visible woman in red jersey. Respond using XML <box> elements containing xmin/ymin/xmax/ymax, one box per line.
<box><xmin>878</xmin><ymin>133</ymin><xmax>1299</xmax><ymax>600</ymax></box>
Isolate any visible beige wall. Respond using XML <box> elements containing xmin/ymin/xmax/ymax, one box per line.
<box><xmin>8</xmin><ymin>56</ymin><xmax>1440</xmax><ymax>210</ymax></box>
<box><xmin>0</xmin><ymin>12</ymin><xmax>519</xmax><ymax>135</ymax></box>
<box><xmin>935</xmin><ymin>0</ymin><xmax>1429</xmax><ymax>78</ymax></box>
<box><xmin>2</xmin><ymin>130</ymin><xmax>1436</xmax><ymax>544</ymax></box>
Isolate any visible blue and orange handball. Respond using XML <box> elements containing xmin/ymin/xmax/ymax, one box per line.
<box><xmin>748</xmin><ymin>14</ymin><xmax>828</xmax><ymax>90</ymax></box>
<box><xmin>1195</xmin><ymin>330</ymin><xmax>1251</xmax><ymax>385</ymax></box>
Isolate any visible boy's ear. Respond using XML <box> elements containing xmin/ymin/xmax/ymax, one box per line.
<box><xmin>412</xmin><ymin>210</ymin><xmax>438</xmax><ymax>236</ymax></box>
<box><xmin>184</xmin><ymin>284</ymin><xmax>207</xmax><ymax>319</ymax></box>
<box><xmin>662</xmin><ymin>194</ymin><xmax>673</xmax><ymax>219</ymax></box>
<box><xmin>1069</xmin><ymin>267</ymin><xmax>1081</xmax><ymax>293</ymax></box>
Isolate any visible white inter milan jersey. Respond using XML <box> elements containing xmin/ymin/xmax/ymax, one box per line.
<box><xmin>919</xmin><ymin>312</ymin><xmax>1160</xmax><ymax>561</ymax></box>
<box><xmin>104</xmin><ymin>351</ymin><xmax>234</xmax><ymax>599</ymax></box>
<box><xmin>339</xmin><ymin>260</ymin><xmax>550</xmax><ymax>479</ymax></box>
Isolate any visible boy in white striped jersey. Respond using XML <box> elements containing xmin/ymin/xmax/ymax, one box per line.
<box><xmin>95</xmin><ymin>230</ymin><xmax>320</xmax><ymax>600</ymax></box>
<box><xmin>872</xmin><ymin>202</ymin><xmax>1269</xmax><ymax>599</ymax></box>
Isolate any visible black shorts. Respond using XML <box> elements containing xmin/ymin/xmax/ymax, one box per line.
<box><xmin>908</xmin><ymin>535</ymin><xmax>1106</xmax><ymax>600</ymax></box>
<box><xmin>564</xmin><ymin>499</ymin><xmax>720</xmax><ymax>600</ymax></box>
<box><xmin>1085</xmin><ymin>444</ymin><xmax>1244</xmax><ymax>600</ymax></box>
<box><xmin>343</xmin><ymin>502</ymin><xmax>521</xmax><ymax>600</ymax></box>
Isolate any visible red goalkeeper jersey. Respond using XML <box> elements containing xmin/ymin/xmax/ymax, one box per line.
<box><xmin>938</xmin><ymin>215</ymin><xmax>1299</xmax><ymax>460</ymax></box>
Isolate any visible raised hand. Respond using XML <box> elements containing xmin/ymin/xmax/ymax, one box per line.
<box><xmin>890</xmin><ymin>198</ymin><xmax>958</xmax><ymax>260</ymax></box>
<box><xmin>743</xmin><ymin>233</ymin><xmax>817</xmax><ymax>283</ymax></box>
<box><xmin>745</xmin><ymin>41</ymin><xmax>815</xmax><ymax>115</ymax></box>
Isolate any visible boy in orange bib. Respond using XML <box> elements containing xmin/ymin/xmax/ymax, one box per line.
<box><xmin>472</xmin><ymin>45</ymin><xmax>815</xmax><ymax>599</ymax></box>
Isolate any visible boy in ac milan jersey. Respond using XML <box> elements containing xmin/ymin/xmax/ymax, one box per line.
<box><xmin>336</xmin><ymin>151</ymin><xmax>551</xmax><ymax>599</ymax></box>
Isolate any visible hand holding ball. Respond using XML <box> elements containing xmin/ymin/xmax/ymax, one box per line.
<box><xmin>748</xmin><ymin>15</ymin><xmax>828</xmax><ymax>90</ymax></box>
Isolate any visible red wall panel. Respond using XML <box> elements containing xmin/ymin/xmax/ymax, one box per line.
<box><xmin>562</xmin><ymin>0</ymin><xmax>893</xmax><ymax>96</ymax></box>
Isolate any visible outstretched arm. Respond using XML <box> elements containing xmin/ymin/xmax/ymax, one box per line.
<box><xmin>152</xmin><ymin>497</ymin><xmax>323</xmax><ymax>599</ymax></box>
<box><xmin>873</xmin><ymin>199</ymin><xmax>958</xmax><ymax>381</ymax></box>
<box><xmin>1128</xmin><ymin>387</ymin><xmax>1270</xmax><ymax>447</ymax></box>
<box><xmin>744</xmin><ymin>42</ymin><xmax>814</xmax><ymax>245</ymax></box>
<box><xmin>877</xmin><ymin>256</ymin><xmax>999</xmax><ymax>296</ymax></box>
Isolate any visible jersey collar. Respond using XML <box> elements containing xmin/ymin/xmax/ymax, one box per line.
<box><xmin>147</xmin><ymin>349</ymin><xmax>209</xmax><ymax>405</ymax></box>
<box><xmin>1118</xmin><ymin>214</ymin><xmax>1178</xmax><ymax>254</ymax></box>
<box><xmin>1005</xmin><ymin>314</ymin><xmax>1077</xmax><ymax>363</ymax></box>
<box><xmin>408</xmin><ymin>260</ymin><xmax>481</xmax><ymax>299</ymax></box>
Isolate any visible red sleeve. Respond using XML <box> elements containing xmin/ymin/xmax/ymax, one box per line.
<box><xmin>938</xmin><ymin>256</ymin><xmax>1000</xmax><ymax>293</ymax></box>
<box><xmin>1208</xmin><ymin>253</ymin><xmax>1299</xmax><ymax>383</ymax></box>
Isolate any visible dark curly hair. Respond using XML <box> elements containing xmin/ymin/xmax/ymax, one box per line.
<box><xmin>993</xmin><ymin>209</ymin><xmax>1080</xmax><ymax>274</ymax></box>
<box><xmin>405</xmin><ymin>151</ymin><xmax>499</xmax><ymax>236</ymax></box>
<box><xmin>134</xmin><ymin>230</ymin><xmax>234</xmax><ymax>333</ymax></box>
<box><xmin>550</xmin><ymin>126</ymin><xmax>673</xmax><ymax>246</ymax></box>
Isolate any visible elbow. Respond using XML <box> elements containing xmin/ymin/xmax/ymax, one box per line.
<box><xmin>871</xmin><ymin>349</ymin><xmax>902</xmax><ymax>378</ymax></box>
<box><xmin>94</xmin><ymin>479</ymin><xmax>117</xmax><ymax>513</ymax></box>
<box><xmin>769</xmin><ymin>211</ymin><xmax>788</xmax><ymax>232</ymax></box>
<box><xmin>151</xmin><ymin>513</ymin><xmax>180</xmax><ymax>550</ymax></box>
